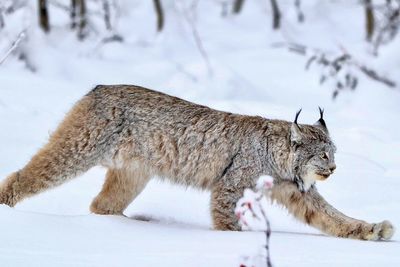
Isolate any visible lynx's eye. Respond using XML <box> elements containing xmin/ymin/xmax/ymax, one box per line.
<box><xmin>320</xmin><ymin>152</ymin><xmax>329</xmax><ymax>160</ymax></box>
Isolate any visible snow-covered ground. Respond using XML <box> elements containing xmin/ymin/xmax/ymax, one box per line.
<box><xmin>0</xmin><ymin>1</ymin><xmax>399</xmax><ymax>266</ymax></box>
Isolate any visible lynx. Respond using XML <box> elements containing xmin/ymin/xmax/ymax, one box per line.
<box><xmin>0</xmin><ymin>85</ymin><xmax>394</xmax><ymax>240</ymax></box>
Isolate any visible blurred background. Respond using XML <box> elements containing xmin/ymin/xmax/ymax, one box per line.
<box><xmin>0</xmin><ymin>1</ymin><xmax>399</xmax><ymax>266</ymax></box>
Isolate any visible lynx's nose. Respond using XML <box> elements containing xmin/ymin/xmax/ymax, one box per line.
<box><xmin>329</xmin><ymin>164</ymin><xmax>336</xmax><ymax>173</ymax></box>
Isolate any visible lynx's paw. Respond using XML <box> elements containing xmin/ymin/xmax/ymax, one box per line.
<box><xmin>0</xmin><ymin>185</ymin><xmax>15</xmax><ymax>207</ymax></box>
<box><xmin>366</xmin><ymin>220</ymin><xmax>395</xmax><ymax>241</ymax></box>
<box><xmin>379</xmin><ymin>220</ymin><xmax>395</xmax><ymax>240</ymax></box>
<box><xmin>90</xmin><ymin>199</ymin><xmax>123</xmax><ymax>215</ymax></box>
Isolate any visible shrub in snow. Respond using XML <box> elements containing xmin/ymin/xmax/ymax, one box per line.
<box><xmin>364</xmin><ymin>0</ymin><xmax>400</xmax><ymax>55</ymax></box>
<box><xmin>235</xmin><ymin>175</ymin><xmax>274</xmax><ymax>267</ymax></box>
<box><xmin>279</xmin><ymin>42</ymin><xmax>396</xmax><ymax>99</ymax></box>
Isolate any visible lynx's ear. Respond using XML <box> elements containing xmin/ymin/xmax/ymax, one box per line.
<box><xmin>314</xmin><ymin>107</ymin><xmax>329</xmax><ymax>134</ymax></box>
<box><xmin>290</xmin><ymin>109</ymin><xmax>303</xmax><ymax>147</ymax></box>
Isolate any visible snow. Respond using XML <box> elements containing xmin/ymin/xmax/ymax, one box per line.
<box><xmin>1</xmin><ymin>1</ymin><xmax>400</xmax><ymax>266</ymax></box>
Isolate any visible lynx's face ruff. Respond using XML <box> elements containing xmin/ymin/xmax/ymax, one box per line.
<box><xmin>289</xmin><ymin>108</ymin><xmax>337</xmax><ymax>192</ymax></box>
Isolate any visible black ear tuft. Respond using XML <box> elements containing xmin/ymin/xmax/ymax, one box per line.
<box><xmin>314</xmin><ymin>106</ymin><xmax>328</xmax><ymax>134</ymax></box>
<box><xmin>294</xmin><ymin>108</ymin><xmax>302</xmax><ymax>124</ymax></box>
<box><xmin>291</xmin><ymin>109</ymin><xmax>303</xmax><ymax>146</ymax></box>
<box><xmin>318</xmin><ymin>106</ymin><xmax>324</xmax><ymax>119</ymax></box>
<box><xmin>317</xmin><ymin>106</ymin><xmax>327</xmax><ymax>128</ymax></box>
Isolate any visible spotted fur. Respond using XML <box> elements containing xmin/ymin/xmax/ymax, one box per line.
<box><xmin>0</xmin><ymin>85</ymin><xmax>394</xmax><ymax>240</ymax></box>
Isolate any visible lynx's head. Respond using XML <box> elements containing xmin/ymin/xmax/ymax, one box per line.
<box><xmin>289</xmin><ymin>108</ymin><xmax>337</xmax><ymax>192</ymax></box>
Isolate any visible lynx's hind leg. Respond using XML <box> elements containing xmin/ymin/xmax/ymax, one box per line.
<box><xmin>90</xmin><ymin>163</ymin><xmax>151</xmax><ymax>215</ymax></box>
<box><xmin>0</xmin><ymin>97</ymin><xmax>102</xmax><ymax>206</ymax></box>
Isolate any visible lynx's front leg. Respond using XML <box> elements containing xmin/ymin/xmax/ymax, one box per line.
<box><xmin>271</xmin><ymin>180</ymin><xmax>394</xmax><ymax>240</ymax></box>
<box><xmin>211</xmin><ymin>166</ymin><xmax>258</xmax><ymax>231</ymax></box>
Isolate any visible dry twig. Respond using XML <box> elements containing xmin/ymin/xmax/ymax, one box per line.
<box><xmin>276</xmin><ymin>42</ymin><xmax>396</xmax><ymax>99</ymax></box>
<box><xmin>0</xmin><ymin>30</ymin><xmax>26</xmax><ymax>65</ymax></box>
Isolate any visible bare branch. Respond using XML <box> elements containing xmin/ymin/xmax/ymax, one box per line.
<box><xmin>236</xmin><ymin>176</ymin><xmax>274</xmax><ymax>267</ymax></box>
<box><xmin>269</xmin><ymin>0</ymin><xmax>281</xmax><ymax>29</ymax></box>
<box><xmin>0</xmin><ymin>3</ymin><xmax>5</xmax><ymax>28</ymax></box>
<box><xmin>358</xmin><ymin>65</ymin><xmax>396</xmax><ymax>87</ymax></box>
<box><xmin>294</xmin><ymin>0</ymin><xmax>304</xmax><ymax>22</ymax></box>
<box><xmin>153</xmin><ymin>0</ymin><xmax>164</xmax><ymax>32</ymax></box>
<box><xmin>102</xmin><ymin>0</ymin><xmax>112</xmax><ymax>30</ymax></box>
<box><xmin>178</xmin><ymin>1</ymin><xmax>212</xmax><ymax>75</ymax></box>
<box><xmin>0</xmin><ymin>30</ymin><xmax>27</xmax><ymax>65</ymax></box>
<box><xmin>5</xmin><ymin>0</ymin><xmax>26</xmax><ymax>14</ymax></box>
<box><xmin>71</xmin><ymin>0</ymin><xmax>77</xmax><ymax>29</ymax></box>
<box><xmin>257</xmin><ymin>196</ymin><xmax>273</xmax><ymax>267</ymax></box>
<box><xmin>364</xmin><ymin>0</ymin><xmax>375</xmax><ymax>41</ymax></box>
<box><xmin>77</xmin><ymin>0</ymin><xmax>87</xmax><ymax>40</ymax></box>
<box><xmin>366</xmin><ymin>0</ymin><xmax>400</xmax><ymax>55</ymax></box>
<box><xmin>38</xmin><ymin>0</ymin><xmax>50</xmax><ymax>32</ymax></box>
<box><xmin>279</xmin><ymin>42</ymin><xmax>397</xmax><ymax>98</ymax></box>
<box><xmin>0</xmin><ymin>14</ymin><xmax>4</xmax><ymax>29</ymax></box>
<box><xmin>233</xmin><ymin>0</ymin><xmax>245</xmax><ymax>14</ymax></box>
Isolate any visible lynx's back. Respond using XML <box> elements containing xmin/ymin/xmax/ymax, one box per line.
<box><xmin>86</xmin><ymin>85</ymin><xmax>262</xmax><ymax>189</ymax></box>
